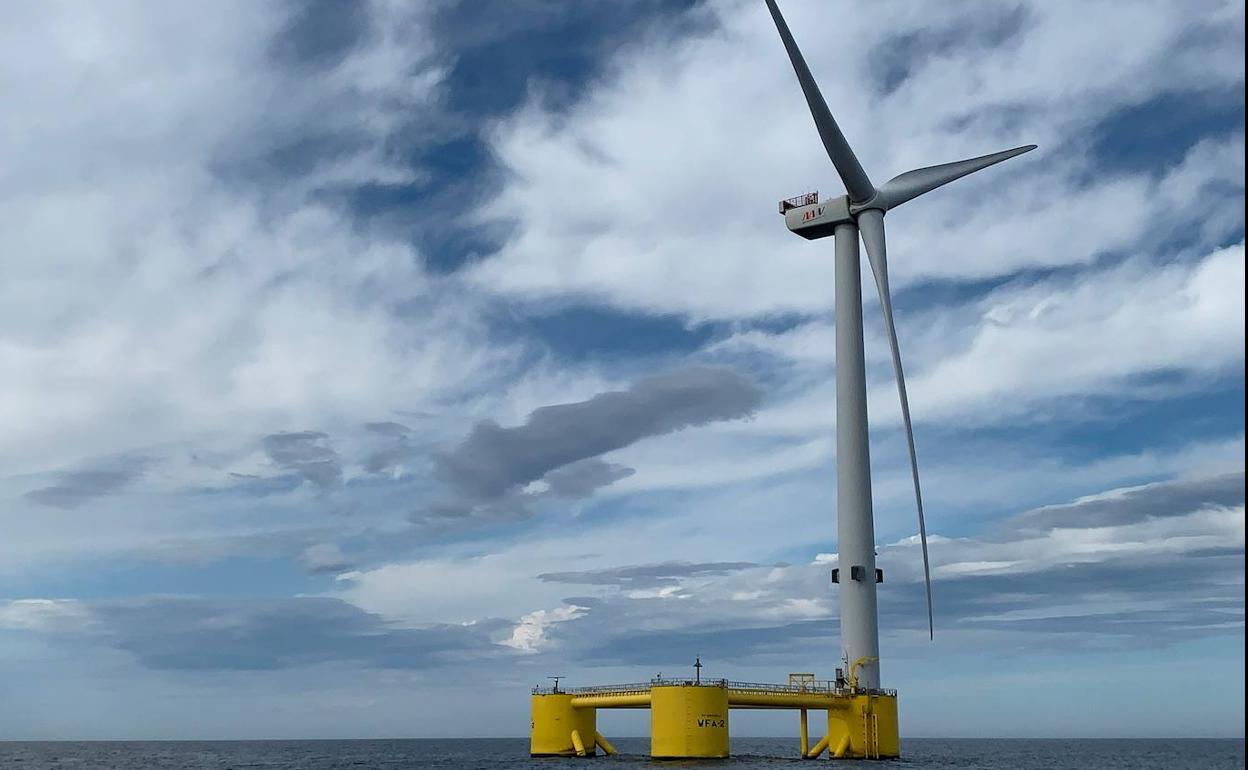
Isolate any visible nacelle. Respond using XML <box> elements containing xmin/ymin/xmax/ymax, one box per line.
<box><xmin>782</xmin><ymin>195</ymin><xmax>852</xmax><ymax>240</ymax></box>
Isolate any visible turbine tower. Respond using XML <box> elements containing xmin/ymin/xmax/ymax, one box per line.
<box><xmin>765</xmin><ymin>0</ymin><xmax>1035</xmax><ymax>691</ymax></box>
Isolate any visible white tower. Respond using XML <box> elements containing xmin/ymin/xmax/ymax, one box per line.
<box><xmin>766</xmin><ymin>0</ymin><xmax>1036</xmax><ymax>690</ymax></box>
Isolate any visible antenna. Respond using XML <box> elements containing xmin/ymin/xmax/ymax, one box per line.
<box><xmin>547</xmin><ymin>675</ymin><xmax>564</xmax><ymax>693</ymax></box>
<box><xmin>694</xmin><ymin>656</ymin><xmax>702</xmax><ymax>684</ymax></box>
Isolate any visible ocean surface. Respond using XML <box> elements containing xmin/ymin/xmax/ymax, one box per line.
<box><xmin>0</xmin><ymin>738</ymin><xmax>1242</xmax><ymax>769</ymax></box>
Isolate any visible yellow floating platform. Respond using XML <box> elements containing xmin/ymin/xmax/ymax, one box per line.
<box><xmin>530</xmin><ymin>676</ymin><xmax>899</xmax><ymax>759</ymax></box>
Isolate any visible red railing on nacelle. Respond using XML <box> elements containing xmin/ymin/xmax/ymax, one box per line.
<box><xmin>778</xmin><ymin>191</ymin><xmax>819</xmax><ymax>214</ymax></box>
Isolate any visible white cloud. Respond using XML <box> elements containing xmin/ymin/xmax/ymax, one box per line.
<box><xmin>904</xmin><ymin>240</ymin><xmax>1246</xmax><ymax>424</ymax></box>
<box><xmin>0</xmin><ymin>599</ymin><xmax>95</xmax><ymax>633</ymax></box>
<box><xmin>501</xmin><ymin>605</ymin><xmax>586</xmax><ymax>653</ymax></box>
<box><xmin>0</xmin><ymin>0</ymin><xmax>508</xmax><ymax>482</ymax></box>
<box><xmin>468</xmin><ymin>0</ymin><xmax>1245</xmax><ymax>319</ymax></box>
<box><xmin>926</xmin><ymin>507</ymin><xmax>1245</xmax><ymax>580</ymax></box>
<box><xmin>335</xmin><ymin>555</ymin><xmax>570</xmax><ymax>626</ymax></box>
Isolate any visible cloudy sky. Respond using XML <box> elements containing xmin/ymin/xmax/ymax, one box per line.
<box><xmin>1</xmin><ymin>0</ymin><xmax>1244</xmax><ymax>741</ymax></box>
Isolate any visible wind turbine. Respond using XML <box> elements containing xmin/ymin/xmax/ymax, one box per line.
<box><xmin>765</xmin><ymin>0</ymin><xmax>1035</xmax><ymax>691</ymax></box>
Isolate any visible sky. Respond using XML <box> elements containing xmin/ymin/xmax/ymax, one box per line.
<box><xmin>0</xmin><ymin>0</ymin><xmax>1244</xmax><ymax>741</ymax></box>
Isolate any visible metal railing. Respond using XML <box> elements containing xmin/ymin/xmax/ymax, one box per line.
<box><xmin>532</xmin><ymin>677</ymin><xmax>896</xmax><ymax>698</ymax></box>
<box><xmin>779</xmin><ymin>191</ymin><xmax>820</xmax><ymax>214</ymax></box>
<box><xmin>724</xmin><ymin>679</ymin><xmax>839</xmax><ymax>693</ymax></box>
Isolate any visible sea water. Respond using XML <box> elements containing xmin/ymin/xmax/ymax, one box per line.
<box><xmin>0</xmin><ymin>738</ymin><xmax>1242</xmax><ymax>769</ymax></box>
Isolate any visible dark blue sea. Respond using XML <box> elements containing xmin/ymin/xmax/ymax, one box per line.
<box><xmin>0</xmin><ymin>738</ymin><xmax>1242</xmax><ymax>769</ymax></box>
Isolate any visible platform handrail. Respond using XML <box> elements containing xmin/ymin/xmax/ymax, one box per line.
<box><xmin>533</xmin><ymin>678</ymin><xmax>895</xmax><ymax>697</ymax></box>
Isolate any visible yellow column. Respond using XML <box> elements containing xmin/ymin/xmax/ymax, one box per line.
<box><xmin>530</xmin><ymin>693</ymin><xmax>597</xmax><ymax>757</ymax></box>
<box><xmin>865</xmin><ymin>693</ymin><xmax>900</xmax><ymax>758</ymax></box>
<box><xmin>650</xmin><ymin>685</ymin><xmax>730</xmax><ymax>759</ymax></box>
<box><xmin>826</xmin><ymin>693</ymin><xmax>900</xmax><ymax>758</ymax></box>
<box><xmin>799</xmin><ymin>709</ymin><xmax>809</xmax><ymax>756</ymax></box>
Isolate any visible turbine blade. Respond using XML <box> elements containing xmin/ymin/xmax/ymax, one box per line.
<box><xmin>857</xmin><ymin>208</ymin><xmax>934</xmax><ymax>640</ymax></box>
<box><xmin>763</xmin><ymin>0</ymin><xmax>875</xmax><ymax>204</ymax></box>
<box><xmin>874</xmin><ymin>145</ymin><xmax>1036</xmax><ymax>211</ymax></box>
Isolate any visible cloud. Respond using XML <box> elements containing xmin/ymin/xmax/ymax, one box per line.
<box><xmin>261</xmin><ymin>432</ymin><xmax>343</xmax><ymax>491</ymax></box>
<box><xmin>6</xmin><ymin>464</ymin><xmax>1241</xmax><ymax>706</ymax></box>
<box><xmin>363</xmin><ymin>421</ymin><xmax>413</xmax><ymax>437</ymax></box>
<box><xmin>0</xmin><ymin>599</ymin><xmax>96</xmax><ymax>634</ymax></box>
<box><xmin>299</xmin><ymin>543</ymin><xmax>354</xmax><ymax>574</ymax></box>
<box><xmin>406</xmin><ymin>496</ymin><xmax>532</xmax><ymax>535</ymax></box>
<box><xmin>578</xmin><ymin>618</ymin><xmax>838</xmax><ymax>667</ymax></box>
<box><xmin>500</xmin><ymin>604</ymin><xmax>587</xmax><ymax>653</ymax></box>
<box><xmin>527</xmin><ymin>471</ymin><xmax>1246</xmax><ymax>665</ymax></box>
<box><xmin>216</xmin><ymin>472</ymin><xmax>305</xmax><ymax>498</ymax></box>
<box><xmin>2</xmin><ymin>596</ymin><xmax>509</xmax><ymax>672</ymax></box>
<box><xmin>869</xmin><ymin>472</ymin><xmax>1246</xmax><ymax>643</ymax></box>
<box><xmin>0</xmin><ymin>0</ymin><xmax>509</xmax><ymax>488</ymax></box>
<box><xmin>903</xmin><ymin>240</ymin><xmax>1246</xmax><ymax>425</ymax></box>
<box><xmin>360</xmin><ymin>422</ymin><xmax>419</xmax><ymax>476</ymax></box>
<box><xmin>23</xmin><ymin>456</ymin><xmax>150</xmax><ymax>509</ymax></box>
<box><xmin>1008</xmin><ymin>472</ymin><xmax>1245</xmax><ymax>533</ymax></box>
<box><xmin>539</xmin><ymin>561</ymin><xmax>758</xmax><ymax>588</ymax></box>
<box><xmin>434</xmin><ymin>365</ymin><xmax>762</xmax><ymax>500</ymax></box>
<box><xmin>540</xmin><ymin>458</ymin><xmax>636</xmax><ymax>498</ymax></box>
<box><xmin>698</xmin><ymin>236</ymin><xmax>1244</xmax><ymax>455</ymax></box>
<box><xmin>271</xmin><ymin>0</ymin><xmax>371</xmax><ymax>69</ymax></box>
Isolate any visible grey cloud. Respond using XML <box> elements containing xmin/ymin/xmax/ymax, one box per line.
<box><xmin>1007</xmin><ymin>471</ymin><xmax>1245</xmax><ymax>533</ymax></box>
<box><xmin>262</xmin><ymin>431</ymin><xmax>342</xmax><ymax>491</ymax></box>
<box><xmin>408</xmin><ymin>459</ymin><xmax>637</xmax><ymax>534</ymax></box>
<box><xmin>560</xmin><ymin>545</ymin><xmax>1244</xmax><ymax>667</ymax></box>
<box><xmin>139</xmin><ymin>528</ymin><xmax>341</xmax><ymax>568</ymax></box>
<box><xmin>360</xmin><ymin>422</ymin><xmax>422</xmax><ymax>476</ymax></box>
<box><xmin>876</xmin><ymin>472</ymin><xmax>1246</xmax><ymax>642</ymax></box>
<box><xmin>91</xmin><ymin>597</ymin><xmax>508</xmax><ymax>671</ymax></box>
<box><xmin>584</xmin><ymin>620</ymin><xmax>839</xmax><ymax>667</ymax></box>
<box><xmin>408</xmin><ymin>496</ymin><xmax>532</xmax><ymax>533</ymax></box>
<box><xmin>217</xmin><ymin>472</ymin><xmax>304</xmax><ymax>498</ymax></box>
<box><xmin>363</xmin><ymin>442</ymin><xmax>418</xmax><ymax>476</ymax></box>
<box><xmin>24</xmin><ymin>457</ymin><xmax>150</xmax><ymax>509</ymax></box>
<box><xmin>542</xmin><ymin>458</ymin><xmax>635</xmax><ymax>499</ymax></box>
<box><xmin>539</xmin><ymin>561</ymin><xmax>759</xmax><ymax>588</ymax></box>
<box><xmin>868</xmin><ymin>5</ymin><xmax>1026</xmax><ymax>95</ymax></box>
<box><xmin>271</xmin><ymin>0</ymin><xmax>369</xmax><ymax>70</ymax></box>
<box><xmin>410</xmin><ymin>365</ymin><xmax>759</xmax><ymax>535</ymax></box>
<box><xmin>876</xmin><ymin>551</ymin><xmax>1246</xmax><ymax>651</ymax></box>
<box><xmin>364</xmin><ymin>421</ymin><xmax>413</xmax><ymax>437</ymax></box>
<box><xmin>536</xmin><ymin>472</ymin><xmax>1244</xmax><ymax>665</ymax></box>
<box><xmin>435</xmin><ymin>365</ymin><xmax>761</xmax><ymax>500</ymax></box>
<box><xmin>298</xmin><ymin>543</ymin><xmax>354</xmax><ymax>575</ymax></box>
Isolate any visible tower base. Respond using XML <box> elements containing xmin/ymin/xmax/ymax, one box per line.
<box><xmin>528</xmin><ymin>693</ymin><xmax>598</xmax><ymax>757</ymax></box>
<box><xmin>650</xmin><ymin>684</ymin><xmax>730</xmax><ymax>759</ymax></box>
<box><xmin>811</xmin><ymin>693</ymin><xmax>898</xmax><ymax>759</ymax></box>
